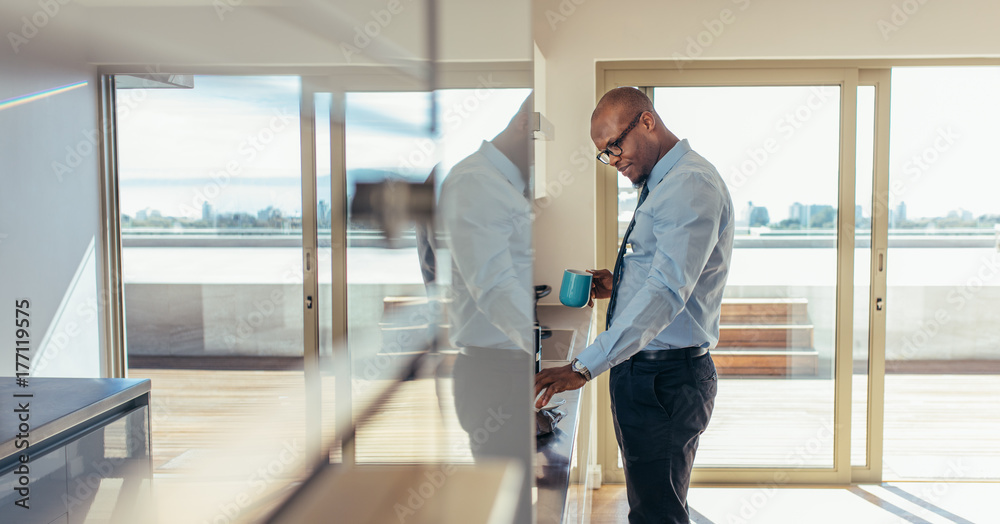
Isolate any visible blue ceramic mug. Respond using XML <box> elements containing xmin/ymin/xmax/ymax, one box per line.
<box><xmin>559</xmin><ymin>269</ymin><xmax>593</xmax><ymax>308</ymax></box>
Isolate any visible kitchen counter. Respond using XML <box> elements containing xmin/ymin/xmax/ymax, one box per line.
<box><xmin>1</xmin><ymin>378</ymin><xmax>153</xmax><ymax>524</ymax></box>
<box><xmin>535</xmin><ymin>304</ymin><xmax>596</xmax><ymax>524</ymax></box>
<box><xmin>0</xmin><ymin>377</ymin><xmax>151</xmax><ymax>470</ymax></box>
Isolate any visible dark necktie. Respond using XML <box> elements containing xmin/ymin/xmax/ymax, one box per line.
<box><xmin>606</xmin><ymin>182</ymin><xmax>649</xmax><ymax>330</ymax></box>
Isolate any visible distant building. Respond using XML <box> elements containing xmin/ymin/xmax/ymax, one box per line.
<box><xmin>258</xmin><ymin>206</ymin><xmax>280</xmax><ymax>221</ymax></box>
<box><xmin>202</xmin><ymin>202</ymin><xmax>214</xmax><ymax>222</ymax></box>
<box><xmin>895</xmin><ymin>201</ymin><xmax>907</xmax><ymax>223</ymax></box>
<box><xmin>789</xmin><ymin>202</ymin><xmax>803</xmax><ymax>220</ymax></box>
<box><xmin>136</xmin><ymin>208</ymin><xmax>148</xmax><ymax>221</ymax></box>
<box><xmin>737</xmin><ymin>202</ymin><xmax>771</xmax><ymax>227</ymax></box>
<box><xmin>318</xmin><ymin>200</ymin><xmax>330</xmax><ymax>228</ymax></box>
<box><xmin>789</xmin><ymin>202</ymin><xmax>809</xmax><ymax>228</ymax></box>
<box><xmin>807</xmin><ymin>204</ymin><xmax>835</xmax><ymax>228</ymax></box>
<box><xmin>749</xmin><ymin>204</ymin><xmax>770</xmax><ymax>227</ymax></box>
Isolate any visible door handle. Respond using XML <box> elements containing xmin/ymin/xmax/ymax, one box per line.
<box><xmin>875</xmin><ymin>297</ymin><xmax>883</xmax><ymax>311</ymax></box>
<box><xmin>306</xmin><ymin>295</ymin><xmax>313</xmax><ymax>309</ymax></box>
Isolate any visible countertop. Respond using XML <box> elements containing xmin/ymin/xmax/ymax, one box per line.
<box><xmin>0</xmin><ymin>377</ymin><xmax>151</xmax><ymax>470</ymax></box>
<box><xmin>535</xmin><ymin>304</ymin><xmax>595</xmax><ymax>524</ymax></box>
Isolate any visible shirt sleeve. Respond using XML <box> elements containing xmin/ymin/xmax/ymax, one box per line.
<box><xmin>575</xmin><ymin>171</ymin><xmax>727</xmax><ymax>377</ymax></box>
<box><xmin>441</xmin><ymin>171</ymin><xmax>535</xmax><ymax>352</ymax></box>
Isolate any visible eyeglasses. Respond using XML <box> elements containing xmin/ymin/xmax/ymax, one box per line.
<box><xmin>596</xmin><ymin>112</ymin><xmax>644</xmax><ymax>165</ymax></box>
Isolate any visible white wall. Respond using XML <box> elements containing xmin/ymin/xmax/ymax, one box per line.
<box><xmin>530</xmin><ymin>0</ymin><xmax>1000</xmax><ymax>297</ymax></box>
<box><xmin>79</xmin><ymin>0</ymin><xmax>530</xmax><ymax>67</ymax></box>
<box><xmin>0</xmin><ymin>18</ymin><xmax>104</xmax><ymax>377</ymax></box>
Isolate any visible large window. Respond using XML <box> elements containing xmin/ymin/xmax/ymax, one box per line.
<box><xmin>602</xmin><ymin>63</ymin><xmax>1000</xmax><ymax>485</ymax></box>
<box><xmin>882</xmin><ymin>66</ymin><xmax>1000</xmax><ymax>480</ymax></box>
<box><xmin>651</xmin><ymin>84</ymin><xmax>842</xmax><ymax>469</ymax></box>
<box><xmin>115</xmin><ymin>76</ymin><xmax>310</xmax><ymax>511</ymax></box>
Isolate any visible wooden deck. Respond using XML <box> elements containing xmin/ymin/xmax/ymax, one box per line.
<box><xmin>129</xmin><ymin>368</ymin><xmax>1000</xmax><ymax>481</ymax></box>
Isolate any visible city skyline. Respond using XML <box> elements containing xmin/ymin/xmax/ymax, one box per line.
<box><xmin>118</xmin><ymin>73</ymin><xmax>998</xmax><ymax>225</ymax></box>
<box><xmin>124</xmin><ymin>198</ymin><xmax>1000</xmax><ymax>230</ymax></box>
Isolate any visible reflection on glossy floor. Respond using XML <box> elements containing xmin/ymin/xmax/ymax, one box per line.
<box><xmin>129</xmin><ymin>368</ymin><xmax>471</xmax><ymax>469</ymax></box>
<box><xmin>129</xmin><ymin>369</ymin><xmax>1000</xmax><ymax>480</ymax></box>
<box><xmin>591</xmin><ymin>482</ymin><xmax>999</xmax><ymax>524</ymax></box>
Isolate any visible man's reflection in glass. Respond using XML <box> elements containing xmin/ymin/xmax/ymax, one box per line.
<box><xmin>438</xmin><ymin>95</ymin><xmax>534</xmax><ymax>524</ymax></box>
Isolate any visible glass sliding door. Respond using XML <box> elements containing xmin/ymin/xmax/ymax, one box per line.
<box><xmin>851</xmin><ymin>69</ymin><xmax>892</xmax><ymax>483</ymax></box>
<box><xmin>882</xmin><ymin>66</ymin><xmax>1000</xmax><ymax>481</ymax></box>
<box><xmin>653</xmin><ymin>83</ymin><xmax>842</xmax><ymax>470</ymax></box>
<box><xmin>599</xmin><ymin>67</ymin><xmax>861</xmax><ymax>483</ymax></box>
<box><xmin>852</xmin><ymin>84</ymin><xmax>876</xmax><ymax>469</ymax></box>
<box><xmin>115</xmin><ymin>75</ymin><xmax>311</xmax><ymax>521</ymax></box>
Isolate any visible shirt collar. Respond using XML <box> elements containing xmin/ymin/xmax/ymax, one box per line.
<box><xmin>479</xmin><ymin>140</ymin><xmax>526</xmax><ymax>194</ymax></box>
<box><xmin>645</xmin><ymin>139</ymin><xmax>691</xmax><ymax>192</ymax></box>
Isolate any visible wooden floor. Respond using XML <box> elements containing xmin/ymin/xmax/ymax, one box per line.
<box><xmin>130</xmin><ymin>368</ymin><xmax>1000</xmax><ymax>482</ymax></box>
<box><xmin>127</xmin><ymin>367</ymin><xmax>1000</xmax><ymax>522</ymax></box>
<box><xmin>590</xmin><ymin>482</ymin><xmax>1000</xmax><ymax>524</ymax></box>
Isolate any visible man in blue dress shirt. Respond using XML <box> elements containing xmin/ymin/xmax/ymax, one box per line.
<box><xmin>535</xmin><ymin>87</ymin><xmax>734</xmax><ymax>523</ymax></box>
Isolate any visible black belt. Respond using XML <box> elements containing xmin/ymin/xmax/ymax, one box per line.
<box><xmin>630</xmin><ymin>346</ymin><xmax>708</xmax><ymax>362</ymax></box>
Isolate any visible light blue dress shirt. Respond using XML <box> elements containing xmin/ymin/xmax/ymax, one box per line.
<box><xmin>575</xmin><ymin>139</ymin><xmax>735</xmax><ymax>377</ymax></box>
<box><xmin>438</xmin><ymin>141</ymin><xmax>534</xmax><ymax>352</ymax></box>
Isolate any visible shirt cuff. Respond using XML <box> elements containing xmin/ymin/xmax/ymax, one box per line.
<box><xmin>574</xmin><ymin>344</ymin><xmax>612</xmax><ymax>379</ymax></box>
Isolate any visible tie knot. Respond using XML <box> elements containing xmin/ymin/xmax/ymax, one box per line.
<box><xmin>637</xmin><ymin>183</ymin><xmax>649</xmax><ymax>207</ymax></box>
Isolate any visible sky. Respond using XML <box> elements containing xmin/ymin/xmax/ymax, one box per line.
<box><xmin>653</xmin><ymin>66</ymin><xmax>1000</xmax><ymax>221</ymax></box>
<box><xmin>115</xmin><ymin>68</ymin><xmax>999</xmax><ymax>222</ymax></box>
<box><xmin>115</xmin><ymin>75</ymin><xmax>529</xmax><ymax>219</ymax></box>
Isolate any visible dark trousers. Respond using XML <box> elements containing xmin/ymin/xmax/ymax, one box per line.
<box><xmin>610</xmin><ymin>353</ymin><xmax>718</xmax><ymax>524</ymax></box>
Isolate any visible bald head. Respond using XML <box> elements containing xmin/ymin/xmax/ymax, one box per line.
<box><xmin>592</xmin><ymin>87</ymin><xmax>654</xmax><ymax>124</ymax></box>
<box><xmin>590</xmin><ymin>87</ymin><xmax>678</xmax><ymax>186</ymax></box>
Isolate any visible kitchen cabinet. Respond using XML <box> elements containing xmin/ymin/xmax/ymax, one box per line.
<box><xmin>0</xmin><ymin>378</ymin><xmax>152</xmax><ymax>524</ymax></box>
